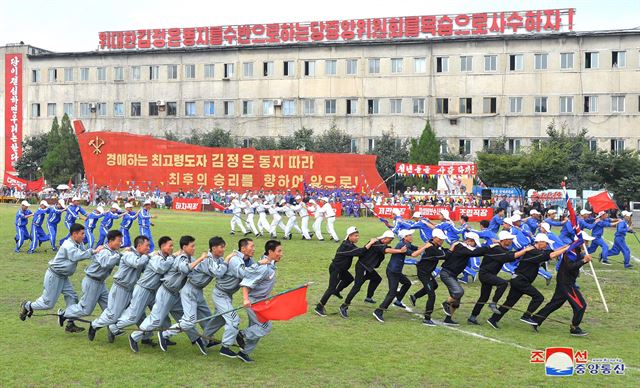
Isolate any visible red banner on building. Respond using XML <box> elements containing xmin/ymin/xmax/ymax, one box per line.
<box><xmin>396</xmin><ymin>162</ymin><xmax>476</xmax><ymax>177</ymax></box>
<box><xmin>374</xmin><ymin>205</ymin><xmax>411</xmax><ymax>219</ymax></box>
<box><xmin>172</xmin><ymin>198</ymin><xmax>203</xmax><ymax>212</ymax></box>
<box><xmin>73</xmin><ymin>120</ymin><xmax>385</xmax><ymax>193</ymax></box>
<box><xmin>4</xmin><ymin>53</ymin><xmax>23</xmax><ymax>173</ymax></box>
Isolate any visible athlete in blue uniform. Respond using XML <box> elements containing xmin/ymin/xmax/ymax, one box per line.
<box><xmin>138</xmin><ymin>200</ymin><xmax>156</xmax><ymax>251</ymax></box>
<box><xmin>15</xmin><ymin>201</ymin><xmax>34</xmax><ymax>253</ymax></box>
<box><xmin>46</xmin><ymin>199</ymin><xmax>66</xmax><ymax>251</ymax></box>
<box><xmin>119</xmin><ymin>203</ymin><xmax>139</xmax><ymax>248</ymax></box>
<box><xmin>96</xmin><ymin>203</ymin><xmax>124</xmax><ymax>247</ymax></box>
<box><xmin>28</xmin><ymin>201</ymin><xmax>51</xmax><ymax>254</ymax></box>
<box><xmin>60</xmin><ymin>197</ymin><xmax>87</xmax><ymax>246</ymax></box>
<box><xmin>84</xmin><ymin>207</ymin><xmax>105</xmax><ymax>248</ymax></box>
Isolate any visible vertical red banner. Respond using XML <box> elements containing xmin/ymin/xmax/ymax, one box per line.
<box><xmin>5</xmin><ymin>53</ymin><xmax>23</xmax><ymax>173</ymax></box>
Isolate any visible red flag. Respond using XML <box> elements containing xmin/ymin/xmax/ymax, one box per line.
<box><xmin>68</xmin><ymin>178</ymin><xmax>74</xmax><ymax>189</ymax></box>
<box><xmin>26</xmin><ymin>177</ymin><xmax>45</xmax><ymax>192</ymax></box>
<box><xmin>251</xmin><ymin>285</ymin><xmax>308</xmax><ymax>323</ymax></box>
<box><xmin>587</xmin><ymin>192</ymin><xmax>617</xmax><ymax>213</ymax></box>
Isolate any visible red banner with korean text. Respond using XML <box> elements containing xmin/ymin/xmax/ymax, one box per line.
<box><xmin>396</xmin><ymin>162</ymin><xmax>477</xmax><ymax>177</ymax></box>
<box><xmin>2</xmin><ymin>173</ymin><xmax>44</xmax><ymax>192</ymax></box>
<box><xmin>374</xmin><ymin>205</ymin><xmax>411</xmax><ymax>219</ymax></box>
<box><xmin>456</xmin><ymin>206</ymin><xmax>493</xmax><ymax>222</ymax></box>
<box><xmin>4</xmin><ymin>54</ymin><xmax>23</xmax><ymax>173</ymax></box>
<box><xmin>415</xmin><ymin>205</ymin><xmax>453</xmax><ymax>220</ymax></box>
<box><xmin>172</xmin><ymin>198</ymin><xmax>203</xmax><ymax>212</ymax></box>
<box><xmin>73</xmin><ymin>121</ymin><xmax>385</xmax><ymax>193</ymax></box>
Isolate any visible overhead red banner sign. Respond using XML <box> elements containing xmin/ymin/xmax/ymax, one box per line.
<box><xmin>98</xmin><ymin>9</ymin><xmax>574</xmax><ymax>51</ymax></box>
<box><xmin>3</xmin><ymin>173</ymin><xmax>44</xmax><ymax>192</ymax></box>
<box><xmin>396</xmin><ymin>162</ymin><xmax>477</xmax><ymax>176</ymax></box>
<box><xmin>73</xmin><ymin>121</ymin><xmax>385</xmax><ymax>193</ymax></box>
<box><xmin>4</xmin><ymin>53</ymin><xmax>23</xmax><ymax>173</ymax></box>
<box><xmin>172</xmin><ymin>198</ymin><xmax>202</xmax><ymax>212</ymax></box>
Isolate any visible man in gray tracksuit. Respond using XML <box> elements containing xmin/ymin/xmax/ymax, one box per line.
<box><xmin>235</xmin><ymin>239</ymin><xmax>282</xmax><ymax>363</ymax></box>
<box><xmin>20</xmin><ymin>223</ymin><xmax>104</xmax><ymax>333</ymax></box>
<box><xmin>128</xmin><ymin>235</ymin><xmax>206</xmax><ymax>354</ymax></box>
<box><xmin>108</xmin><ymin>236</ymin><xmax>175</xmax><ymax>344</ymax></box>
<box><xmin>88</xmin><ymin>235</ymin><xmax>150</xmax><ymax>341</ymax></box>
<box><xmin>58</xmin><ymin>230</ymin><xmax>123</xmax><ymax>332</ymax></box>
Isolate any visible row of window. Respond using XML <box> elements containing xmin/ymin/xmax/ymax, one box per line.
<box><xmin>451</xmin><ymin>138</ymin><xmax>631</xmax><ymax>156</ymax></box>
<box><xmin>30</xmin><ymin>50</ymin><xmax>635</xmax><ymax>84</ymax></box>
<box><xmin>31</xmin><ymin>94</ymin><xmax>638</xmax><ymax>119</ymax></box>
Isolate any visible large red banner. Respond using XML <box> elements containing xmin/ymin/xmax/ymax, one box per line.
<box><xmin>396</xmin><ymin>162</ymin><xmax>476</xmax><ymax>177</ymax></box>
<box><xmin>5</xmin><ymin>53</ymin><xmax>23</xmax><ymax>173</ymax></box>
<box><xmin>374</xmin><ymin>205</ymin><xmax>411</xmax><ymax>219</ymax></box>
<box><xmin>74</xmin><ymin>121</ymin><xmax>385</xmax><ymax>193</ymax></box>
<box><xmin>3</xmin><ymin>173</ymin><xmax>44</xmax><ymax>192</ymax></box>
<box><xmin>172</xmin><ymin>198</ymin><xmax>202</xmax><ymax>212</ymax></box>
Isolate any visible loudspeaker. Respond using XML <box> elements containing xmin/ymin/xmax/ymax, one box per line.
<box><xmin>481</xmin><ymin>189</ymin><xmax>492</xmax><ymax>200</ymax></box>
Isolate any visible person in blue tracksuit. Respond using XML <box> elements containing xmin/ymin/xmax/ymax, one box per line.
<box><xmin>28</xmin><ymin>201</ymin><xmax>51</xmax><ymax>254</ymax></box>
<box><xmin>559</xmin><ymin>215</ymin><xmax>576</xmax><ymax>245</ymax></box>
<box><xmin>577</xmin><ymin>210</ymin><xmax>596</xmax><ymax>232</ymax></box>
<box><xmin>138</xmin><ymin>200</ymin><xmax>156</xmax><ymax>252</ymax></box>
<box><xmin>436</xmin><ymin>210</ymin><xmax>467</xmax><ymax>245</ymax></box>
<box><xmin>409</xmin><ymin>212</ymin><xmax>435</xmax><ymax>243</ymax></box>
<box><xmin>539</xmin><ymin>222</ymin><xmax>564</xmax><ymax>249</ymax></box>
<box><xmin>587</xmin><ymin>211</ymin><xmax>620</xmax><ymax>265</ymax></box>
<box><xmin>488</xmin><ymin>208</ymin><xmax>505</xmax><ymax>234</ymax></box>
<box><xmin>15</xmin><ymin>201</ymin><xmax>34</xmax><ymax>253</ymax></box>
<box><xmin>47</xmin><ymin>200</ymin><xmax>66</xmax><ymax>251</ymax></box>
<box><xmin>96</xmin><ymin>203</ymin><xmax>124</xmax><ymax>247</ymax></box>
<box><xmin>560</xmin><ymin>210</ymin><xmax>595</xmax><ymax>244</ymax></box>
<box><xmin>391</xmin><ymin>209</ymin><xmax>413</xmax><ymax>236</ymax></box>
<box><xmin>463</xmin><ymin>220</ymin><xmax>499</xmax><ymax>282</ymax></box>
<box><xmin>119</xmin><ymin>203</ymin><xmax>139</xmax><ymax>248</ymax></box>
<box><xmin>60</xmin><ymin>197</ymin><xmax>88</xmax><ymax>246</ymax></box>
<box><xmin>84</xmin><ymin>207</ymin><xmax>105</xmax><ymax>249</ymax></box>
<box><xmin>524</xmin><ymin>209</ymin><xmax>542</xmax><ymax>234</ymax></box>
<box><xmin>544</xmin><ymin>209</ymin><xmax>565</xmax><ymax>229</ymax></box>
<box><xmin>512</xmin><ymin>215</ymin><xmax>552</xmax><ymax>283</ymax></box>
<box><xmin>608</xmin><ymin>211</ymin><xmax>634</xmax><ymax>268</ymax></box>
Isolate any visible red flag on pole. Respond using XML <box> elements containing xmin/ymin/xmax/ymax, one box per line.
<box><xmin>26</xmin><ymin>177</ymin><xmax>45</xmax><ymax>192</ymax></box>
<box><xmin>251</xmin><ymin>285</ymin><xmax>308</xmax><ymax>323</ymax></box>
<box><xmin>587</xmin><ymin>192</ymin><xmax>617</xmax><ymax>213</ymax></box>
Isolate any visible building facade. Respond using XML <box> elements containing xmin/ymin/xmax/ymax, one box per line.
<box><xmin>1</xmin><ymin>28</ymin><xmax>639</xmax><ymax>173</ymax></box>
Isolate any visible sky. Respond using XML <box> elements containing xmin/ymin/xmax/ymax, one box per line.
<box><xmin>1</xmin><ymin>0</ymin><xmax>639</xmax><ymax>52</ymax></box>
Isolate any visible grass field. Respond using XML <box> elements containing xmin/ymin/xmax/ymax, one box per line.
<box><xmin>1</xmin><ymin>203</ymin><xmax>639</xmax><ymax>387</ymax></box>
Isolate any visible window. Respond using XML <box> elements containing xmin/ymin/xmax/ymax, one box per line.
<box><xmin>484</xmin><ymin>55</ymin><xmax>497</xmax><ymax>72</ymax></box>
<box><xmin>242</xmin><ymin>62</ymin><xmax>253</xmax><ymax>77</ymax></box>
<box><xmin>131</xmin><ymin>102</ymin><xmax>141</xmax><ymax>117</ymax></box>
<box><xmin>185</xmin><ymin>64</ymin><xmax>196</xmax><ymax>79</ymax></box>
<box><xmin>611</xmin><ymin>96</ymin><xmax>625</xmax><ymax>113</ymax></box>
<box><xmin>96</xmin><ymin>103</ymin><xmax>107</xmax><ymax>116</ymax></box>
<box><xmin>439</xmin><ymin>140</ymin><xmax>448</xmax><ymax>155</ymax></box>
<box><xmin>114</xmin><ymin>66</ymin><xmax>123</xmax><ymax>81</ymax></box>
<box><xmin>508</xmin><ymin>139</ymin><xmax>521</xmax><ymax>154</ymax></box>
<box><xmin>283</xmin><ymin>100</ymin><xmax>296</xmax><ymax>115</ymax></box>
<box><xmin>242</xmin><ymin>100</ymin><xmax>254</xmax><ymax>116</ymax></box>
<box><xmin>611</xmin><ymin>139</ymin><xmax>625</xmax><ymax>154</ymax></box>
<box><xmin>459</xmin><ymin>98</ymin><xmax>472</xmax><ymax>114</ymax></box>
<box><xmin>350</xmin><ymin>139</ymin><xmax>358</xmax><ymax>153</ymax></box>
<box><xmin>612</xmin><ymin>51</ymin><xmax>626</xmax><ymax>68</ymax></box>
<box><xmin>483</xmin><ymin>139</ymin><xmax>493</xmax><ymax>150</ymax></box>
<box><xmin>224</xmin><ymin>63</ymin><xmax>234</xmax><ymax>78</ymax></box>
<box><xmin>166</xmin><ymin>102</ymin><xmax>177</xmax><ymax>116</ymax></box>
<box><xmin>391</xmin><ymin>58</ymin><xmax>403</xmax><ymax>73</ymax></box>
<box><xmin>304</xmin><ymin>61</ymin><xmax>315</xmax><ymax>76</ymax></box>
<box><xmin>390</xmin><ymin>99</ymin><xmax>402</xmax><ymax>114</ymax></box>
<box><xmin>346</xmin><ymin>59</ymin><xmax>358</xmax><ymax>75</ymax></box>
<box><xmin>436</xmin><ymin>57</ymin><xmax>448</xmax><ymax>73</ymax></box>
<box><xmin>459</xmin><ymin>139</ymin><xmax>471</xmax><ymax>155</ymax></box>
<box><xmin>368</xmin><ymin>138</ymin><xmax>376</xmax><ymax>152</ymax></box>
<box><xmin>224</xmin><ymin>101</ymin><xmax>235</xmax><ymax>116</ymax></box>
<box><xmin>509</xmin><ymin>97</ymin><xmax>523</xmax><ymax>113</ymax></box>
<box><xmin>588</xmin><ymin>139</ymin><xmax>598</xmax><ymax>152</ymax></box>
<box><xmin>303</xmin><ymin>99</ymin><xmax>315</xmax><ymax>115</ymax></box>
<box><xmin>131</xmin><ymin>66</ymin><xmax>140</xmax><ymax>80</ymax></box>
<box><xmin>560</xmin><ymin>53</ymin><xmax>574</xmax><ymax>69</ymax></box>
<box><xmin>414</xmin><ymin>57</ymin><xmax>426</xmax><ymax>73</ymax></box>
<box><xmin>97</xmin><ymin>67</ymin><xmax>106</xmax><ymax>81</ymax></box>
<box><xmin>584</xmin><ymin>96</ymin><xmax>598</xmax><ymax>113</ymax></box>
<box><xmin>204</xmin><ymin>64</ymin><xmax>215</xmax><ymax>78</ymax></box>
<box><xmin>149</xmin><ymin>65</ymin><xmax>159</xmax><ymax>80</ymax></box>
<box><xmin>534</xmin><ymin>53</ymin><xmax>548</xmax><ymax>70</ymax></box>
<box><xmin>184</xmin><ymin>101</ymin><xmax>196</xmax><ymax>116</ymax></box>
<box><xmin>436</xmin><ymin>98</ymin><xmax>449</xmax><ymax>114</ymax></box>
<box><xmin>325</xmin><ymin>60</ymin><xmax>336</xmax><ymax>75</ymax></box>
<box><xmin>63</xmin><ymin>103</ymin><xmax>73</xmax><ymax>117</ymax></box>
<box><xmin>585</xmin><ymin>52</ymin><xmax>599</xmax><ymax>69</ymax></box>
<box><xmin>325</xmin><ymin>99</ymin><xmax>336</xmax><ymax>114</ymax></box>
<box><xmin>483</xmin><ymin>97</ymin><xmax>497</xmax><ymax>114</ymax></box>
<box><xmin>413</xmin><ymin>98</ymin><xmax>425</xmax><ymax>114</ymax></box>
<box><xmin>48</xmin><ymin>68</ymin><xmax>57</xmax><ymax>82</ymax></box>
<box><xmin>64</xmin><ymin>68</ymin><xmax>73</xmax><ymax>82</ymax></box>
<box><xmin>167</xmin><ymin>65</ymin><xmax>178</xmax><ymax>80</ymax></box>
<box><xmin>509</xmin><ymin>54</ymin><xmax>523</xmax><ymax>71</ymax></box>
<box><xmin>113</xmin><ymin>102</ymin><xmax>124</xmax><ymax>116</ymax></box>
<box><xmin>47</xmin><ymin>103</ymin><xmax>56</xmax><ymax>117</ymax></box>
<box><xmin>31</xmin><ymin>69</ymin><xmax>40</xmax><ymax>83</ymax></box>
<box><xmin>80</xmin><ymin>68</ymin><xmax>89</xmax><ymax>81</ymax></box>
<box><xmin>242</xmin><ymin>139</ymin><xmax>253</xmax><ymax>148</ymax></box>
<box><xmin>460</xmin><ymin>56</ymin><xmax>472</xmax><ymax>72</ymax></box>
<box><xmin>263</xmin><ymin>100</ymin><xmax>274</xmax><ymax>115</ymax></box>
<box><xmin>204</xmin><ymin>101</ymin><xmax>215</xmax><ymax>116</ymax></box>
<box><xmin>534</xmin><ymin>97</ymin><xmax>548</xmax><ymax>113</ymax></box>
<box><xmin>367</xmin><ymin>99</ymin><xmax>379</xmax><ymax>115</ymax></box>
<box><xmin>148</xmin><ymin>102</ymin><xmax>159</xmax><ymax>116</ymax></box>
<box><xmin>346</xmin><ymin>99</ymin><xmax>358</xmax><ymax>115</ymax></box>
<box><xmin>79</xmin><ymin>103</ymin><xmax>91</xmax><ymax>117</ymax></box>
<box><xmin>368</xmin><ymin>58</ymin><xmax>380</xmax><ymax>74</ymax></box>
<box><xmin>263</xmin><ymin>61</ymin><xmax>273</xmax><ymax>77</ymax></box>
<box><xmin>559</xmin><ymin>96</ymin><xmax>573</xmax><ymax>113</ymax></box>
<box><xmin>283</xmin><ymin>61</ymin><xmax>294</xmax><ymax>76</ymax></box>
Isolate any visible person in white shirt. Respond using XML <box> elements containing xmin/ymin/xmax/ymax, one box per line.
<box><xmin>255</xmin><ymin>197</ymin><xmax>269</xmax><ymax>236</ymax></box>
<box><xmin>229</xmin><ymin>195</ymin><xmax>248</xmax><ymax>235</ymax></box>
<box><xmin>293</xmin><ymin>196</ymin><xmax>312</xmax><ymax>240</ymax></box>
<box><xmin>310</xmin><ymin>199</ymin><xmax>325</xmax><ymax>241</ymax></box>
<box><xmin>283</xmin><ymin>201</ymin><xmax>303</xmax><ymax>239</ymax></box>
<box><xmin>267</xmin><ymin>200</ymin><xmax>284</xmax><ymax>238</ymax></box>
<box><xmin>242</xmin><ymin>197</ymin><xmax>259</xmax><ymax>236</ymax></box>
<box><xmin>322</xmin><ymin>198</ymin><xmax>339</xmax><ymax>242</ymax></box>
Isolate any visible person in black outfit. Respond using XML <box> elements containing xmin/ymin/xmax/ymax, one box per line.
<box><xmin>467</xmin><ymin>230</ymin><xmax>532</xmax><ymax>325</ymax></box>
<box><xmin>373</xmin><ymin>230</ymin><xmax>429</xmax><ymax>323</ymax></box>
<box><xmin>533</xmin><ymin>235</ymin><xmax>593</xmax><ymax>336</ymax></box>
<box><xmin>340</xmin><ymin>230</ymin><xmax>407</xmax><ymax>318</ymax></box>
<box><xmin>487</xmin><ymin>234</ymin><xmax>569</xmax><ymax>329</ymax></box>
<box><xmin>315</xmin><ymin>227</ymin><xmax>376</xmax><ymax>317</ymax></box>
<box><xmin>408</xmin><ymin>229</ymin><xmax>449</xmax><ymax>326</ymax></box>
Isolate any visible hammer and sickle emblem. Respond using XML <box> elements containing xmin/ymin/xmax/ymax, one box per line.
<box><xmin>89</xmin><ymin>136</ymin><xmax>105</xmax><ymax>155</ymax></box>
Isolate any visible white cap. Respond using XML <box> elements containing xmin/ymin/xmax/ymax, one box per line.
<box><xmin>412</xmin><ymin>211</ymin><xmax>422</xmax><ymax>219</ymax></box>
<box><xmin>378</xmin><ymin>230</ymin><xmax>395</xmax><ymax>240</ymax></box>
<box><xmin>21</xmin><ymin>200</ymin><xmax>30</xmax><ymax>207</ymax></box>
<box><xmin>511</xmin><ymin>214</ymin><xmax>521</xmax><ymax>223</ymax></box>
<box><xmin>392</xmin><ymin>208</ymin><xmax>403</xmax><ymax>217</ymax></box>
<box><xmin>111</xmin><ymin>203</ymin><xmax>121</xmax><ymax>211</ymax></box>
<box><xmin>540</xmin><ymin>222</ymin><xmax>551</xmax><ymax>232</ymax></box>
<box><xmin>322</xmin><ymin>197</ymin><xmax>329</xmax><ymax>202</ymax></box>
<box><xmin>530</xmin><ymin>209</ymin><xmax>540</xmax><ymax>215</ymax></box>
<box><xmin>548</xmin><ymin>209</ymin><xmax>557</xmax><ymax>214</ymax></box>
<box><xmin>241</xmin><ymin>194</ymin><xmax>247</xmax><ymax>199</ymax></box>
<box><xmin>143</xmin><ymin>200</ymin><xmax>152</xmax><ymax>205</ymax></box>
<box><xmin>72</xmin><ymin>196</ymin><xmax>81</xmax><ymax>201</ymax></box>
<box><xmin>582</xmin><ymin>232</ymin><xmax>595</xmax><ymax>241</ymax></box>
<box><xmin>344</xmin><ymin>226</ymin><xmax>358</xmax><ymax>240</ymax></box>
<box><xmin>96</xmin><ymin>206</ymin><xmax>105</xmax><ymax>214</ymax></box>
<box><xmin>399</xmin><ymin>230</ymin><xmax>414</xmax><ymax>239</ymax></box>
<box><xmin>534</xmin><ymin>233</ymin><xmax>553</xmax><ymax>244</ymax></box>
<box><xmin>124</xmin><ymin>203</ymin><xmax>133</xmax><ymax>208</ymax></box>
<box><xmin>498</xmin><ymin>231</ymin><xmax>516</xmax><ymax>240</ymax></box>
<box><xmin>596</xmin><ymin>211</ymin><xmax>607</xmax><ymax>218</ymax></box>
<box><xmin>622</xmin><ymin>210</ymin><xmax>632</xmax><ymax>217</ymax></box>
<box><xmin>279</xmin><ymin>199</ymin><xmax>286</xmax><ymax>205</ymax></box>
<box><xmin>502</xmin><ymin>217</ymin><xmax>513</xmax><ymax>226</ymax></box>
<box><xmin>465</xmin><ymin>232</ymin><xmax>481</xmax><ymax>246</ymax></box>
<box><xmin>432</xmin><ymin>229</ymin><xmax>447</xmax><ymax>241</ymax></box>
<box><xmin>39</xmin><ymin>200</ymin><xmax>48</xmax><ymax>207</ymax></box>
<box><xmin>295</xmin><ymin>195</ymin><xmax>301</xmax><ymax>200</ymax></box>
<box><xmin>580</xmin><ymin>209</ymin><xmax>592</xmax><ymax>216</ymax></box>
<box><xmin>309</xmin><ymin>199</ymin><xmax>316</xmax><ymax>204</ymax></box>
<box><xmin>440</xmin><ymin>209</ymin><xmax>450</xmax><ymax>220</ymax></box>
<box><xmin>513</xmin><ymin>210</ymin><xmax>523</xmax><ymax>216</ymax></box>
<box><xmin>57</xmin><ymin>199</ymin><xmax>66</xmax><ymax>208</ymax></box>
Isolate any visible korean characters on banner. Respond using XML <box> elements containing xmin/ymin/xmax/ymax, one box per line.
<box><xmin>4</xmin><ymin>54</ymin><xmax>23</xmax><ymax>173</ymax></box>
<box><xmin>395</xmin><ymin>162</ymin><xmax>477</xmax><ymax>178</ymax></box>
<box><xmin>414</xmin><ymin>206</ymin><xmax>493</xmax><ymax>221</ymax></box>
<box><xmin>172</xmin><ymin>198</ymin><xmax>203</xmax><ymax>212</ymax></box>
<box><xmin>374</xmin><ymin>205</ymin><xmax>411</xmax><ymax>219</ymax></box>
<box><xmin>98</xmin><ymin>9</ymin><xmax>575</xmax><ymax>50</ymax></box>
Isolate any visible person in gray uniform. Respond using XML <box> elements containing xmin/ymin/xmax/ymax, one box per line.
<box><xmin>20</xmin><ymin>223</ymin><xmax>104</xmax><ymax>333</ymax></box>
<box><xmin>88</xmin><ymin>235</ymin><xmax>150</xmax><ymax>341</ymax></box>
<box><xmin>128</xmin><ymin>235</ymin><xmax>207</xmax><ymax>354</ymax></box>
<box><xmin>108</xmin><ymin>236</ymin><xmax>175</xmax><ymax>346</ymax></box>
<box><xmin>236</xmin><ymin>239</ymin><xmax>282</xmax><ymax>363</ymax></box>
<box><xmin>58</xmin><ymin>230</ymin><xmax>123</xmax><ymax>332</ymax></box>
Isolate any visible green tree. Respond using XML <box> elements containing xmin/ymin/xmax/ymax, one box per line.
<box><xmin>42</xmin><ymin>114</ymin><xmax>84</xmax><ymax>185</ymax></box>
<box><xmin>594</xmin><ymin>150</ymin><xmax>640</xmax><ymax>205</ymax></box>
<box><xmin>163</xmin><ymin>131</ymin><xmax>180</xmax><ymax>141</ymax></box>
<box><xmin>199</xmin><ymin>128</ymin><xmax>235</xmax><ymax>148</ymax></box>
<box><xmin>368</xmin><ymin>131</ymin><xmax>409</xmax><ymax>191</ymax></box>
<box><xmin>15</xmin><ymin>133</ymin><xmax>49</xmax><ymax>180</ymax></box>
<box><xmin>314</xmin><ymin>125</ymin><xmax>352</xmax><ymax>153</ymax></box>
<box><xmin>405</xmin><ymin>121</ymin><xmax>440</xmax><ymax>189</ymax></box>
<box><xmin>253</xmin><ymin>137</ymin><xmax>279</xmax><ymax>150</ymax></box>
<box><xmin>278</xmin><ymin>128</ymin><xmax>315</xmax><ymax>150</ymax></box>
